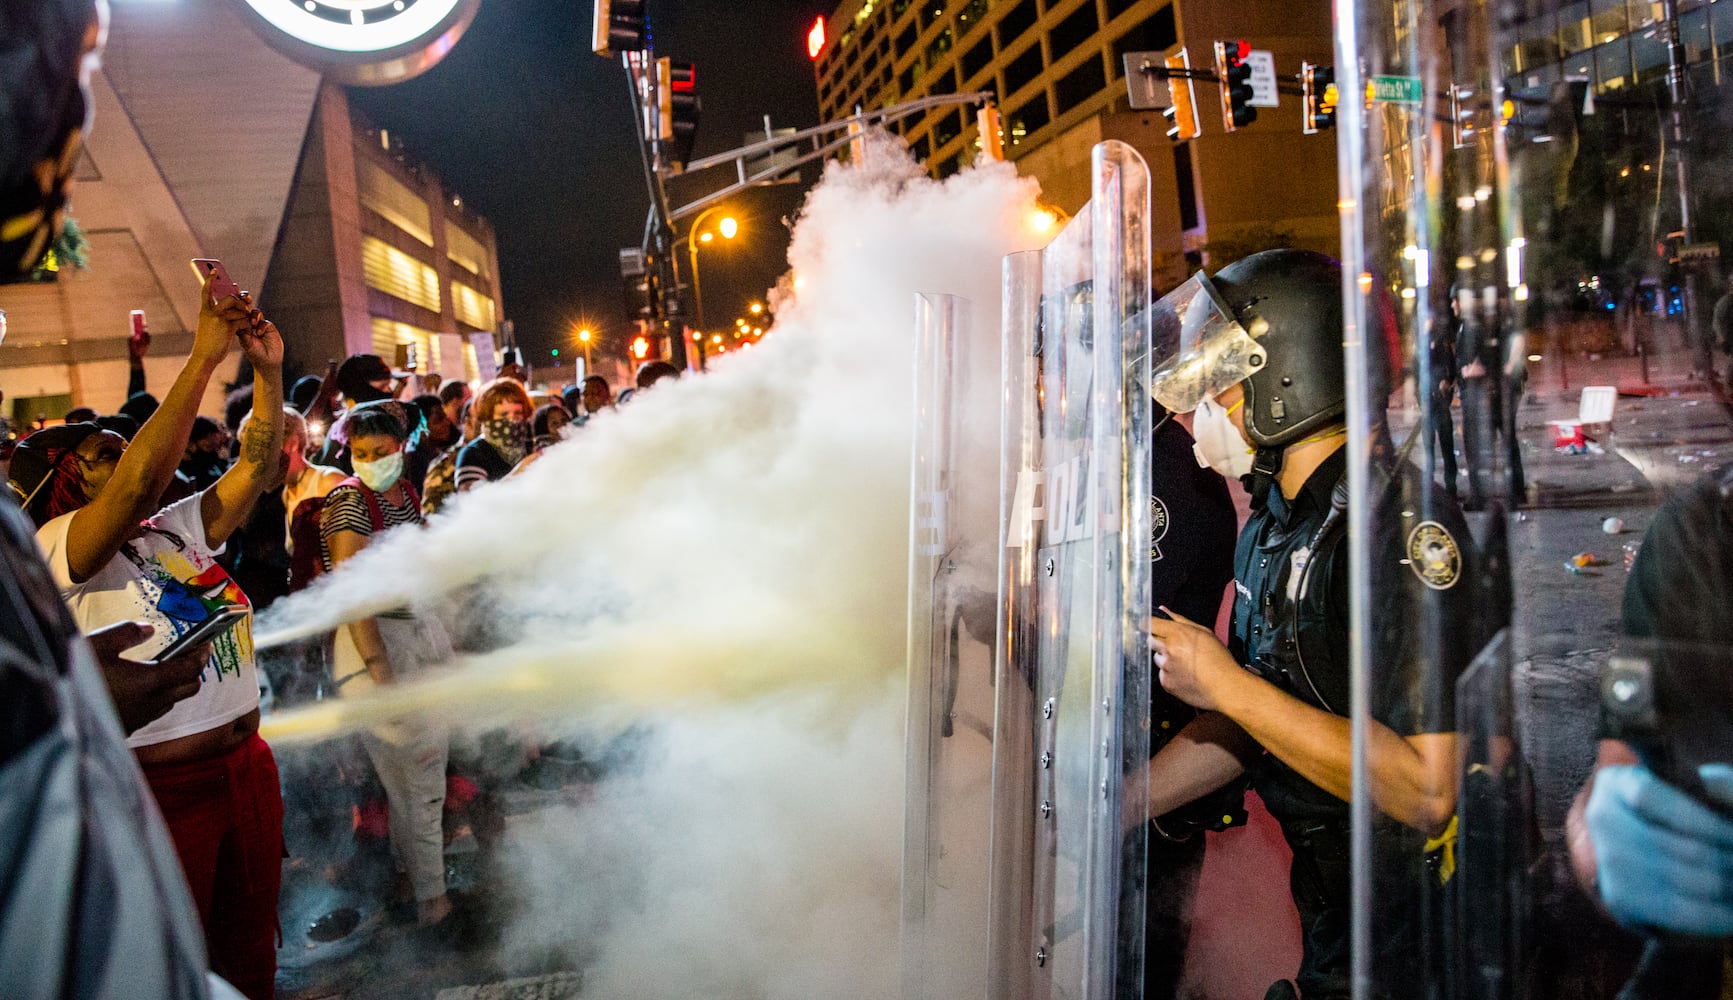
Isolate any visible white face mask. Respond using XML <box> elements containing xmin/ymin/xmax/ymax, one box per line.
<box><xmin>352</xmin><ymin>450</ymin><xmax>404</xmax><ymax>492</ymax></box>
<box><xmin>1192</xmin><ymin>397</ymin><xmax>1254</xmax><ymax>479</ymax></box>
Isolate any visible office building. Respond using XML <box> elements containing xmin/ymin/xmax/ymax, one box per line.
<box><xmin>812</xmin><ymin>0</ymin><xmax>1341</xmax><ymax>281</ymax></box>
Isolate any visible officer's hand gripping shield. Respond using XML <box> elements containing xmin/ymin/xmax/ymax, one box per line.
<box><xmin>984</xmin><ymin>140</ymin><xmax>1153</xmax><ymax>1000</ymax></box>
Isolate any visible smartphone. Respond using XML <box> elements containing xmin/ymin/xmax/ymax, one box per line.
<box><xmin>142</xmin><ymin>605</ymin><xmax>250</xmax><ymax>665</ymax></box>
<box><xmin>396</xmin><ymin>342</ymin><xmax>419</xmax><ymax>372</ymax></box>
<box><xmin>129</xmin><ymin>309</ymin><xmax>147</xmax><ymax>346</ymax></box>
<box><xmin>189</xmin><ymin>258</ymin><xmax>242</xmax><ymax>303</ymax></box>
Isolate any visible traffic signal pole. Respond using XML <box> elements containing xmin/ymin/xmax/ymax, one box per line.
<box><xmin>621</xmin><ymin>49</ymin><xmax>690</xmax><ymax>370</ymax></box>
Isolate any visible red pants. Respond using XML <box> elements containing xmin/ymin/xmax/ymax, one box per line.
<box><xmin>141</xmin><ymin>732</ymin><xmax>284</xmax><ymax>1000</ymax></box>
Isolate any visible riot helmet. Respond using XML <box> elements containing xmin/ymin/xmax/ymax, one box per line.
<box><xmin>1210</xmin><ymin>249</ymin><xmax>1345</xmax><ymax>449</ymax></box>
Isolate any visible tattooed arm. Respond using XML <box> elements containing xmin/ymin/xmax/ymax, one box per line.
<box><xmin>202</xmin><ymin>318</ymin><xmax>284</xmax><ymax>548</ymax></box>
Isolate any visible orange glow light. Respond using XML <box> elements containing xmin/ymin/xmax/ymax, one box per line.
<box><xmin>807</xmin><ymin>17</ymin><xmax>826</xmax><ymax>60</ymax></box>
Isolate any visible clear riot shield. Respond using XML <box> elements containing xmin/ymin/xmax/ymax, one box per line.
<box><xmin>1338</xmin><ymin>1</ymin><xmax>1733</xmax><ymax>998</ymax></box>
<box><xmin>987</xmin><ymin>139</ymin><xmax>1152</xmax><ymax>1000</ymax></box>
<box><xmin>903</xmin><ymin>293</ymin><xmax>998</xmax><ymax>999</ymax></box>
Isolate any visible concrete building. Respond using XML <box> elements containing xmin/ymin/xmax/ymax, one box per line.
<box><xmin>0</xmin><ymin>0</ymin><xmax>501</xmax><ymax>427</ymax></box>
<box><xmin>812</xmin><ymin>0</ymin><xmax>1340</xmax><ymax>282</ymax></box>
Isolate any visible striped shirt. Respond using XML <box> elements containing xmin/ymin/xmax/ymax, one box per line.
<box><xmin>318</xmin><ymin>483</ymin><xmax>421</xmax><ymax>573</ymax></box>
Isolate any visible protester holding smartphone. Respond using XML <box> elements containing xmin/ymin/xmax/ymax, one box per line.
<box><xmin>6</xmin><ymin>269</ymin><xmax>287</xmax><ymax>1000</ymax></box>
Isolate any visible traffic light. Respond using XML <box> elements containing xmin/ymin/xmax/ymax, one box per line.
<box><xmin>592</xmin><ymin>0</ymin><xmax>648</xmax><ymax>57</ymax></box>
<box><xmin>631</xmin><ymin>334</ymin><xmax>651</xmax><ymax>361</ymax></box>
<box><xmin>1302</xmin><ymin>62</ymin><xmax>1337</xmax><ymax>134</ymax></box>
<box><xmin>620</xmin><ymin>247</ymin><xmax>658</xmax><ymax>320</ymax></box>
<box><xmin>1163</xmin><ymin>50</ymin><xmax>1200</xmax><ymax>142</ymax></box>
<box><xmin>657</xmin><ymin>58</ymin><xmax>700</xmax><ymax>171</ymax></box>
<box><xmin>1215</xmin><ymin>39</ymin><xmax>1257</xmax><ymax>131</ymax></box>
<box><xmin>977</xmin><ymin>103</ymin><xmax>1005</xmax><ymax>161</ymax></box>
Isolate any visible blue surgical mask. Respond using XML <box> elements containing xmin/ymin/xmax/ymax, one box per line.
<box><xmin>353</xmin><ymin>451</ymin><xmax>404</xmax><ymax>492</ymax></box>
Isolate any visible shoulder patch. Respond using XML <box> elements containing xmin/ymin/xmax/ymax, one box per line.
<box><xmin>1150</xmin><ymin>495</ymin><xmax>1170</xmax><ymax>561</ymax></box>
<box><xmin>1406</xmin><ymin>520</ymin><xmax>1462</xmax><ymax>590</ymax></box>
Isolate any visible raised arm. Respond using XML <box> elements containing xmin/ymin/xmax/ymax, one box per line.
<box><xmin>62</xmin><ymin>282</ymin><xmax>251</xmax><ymax>583</ymax></box>
<box><xmin>203</xmin><ymin>318</ymin><xmax>284</xmax><ymax>547</ymax></box>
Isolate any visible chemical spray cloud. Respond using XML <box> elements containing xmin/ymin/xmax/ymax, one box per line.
<box><xmin>258</xmin><ymin>134</ymin><xmax>1049</xmax><ymax>997</ymax></box>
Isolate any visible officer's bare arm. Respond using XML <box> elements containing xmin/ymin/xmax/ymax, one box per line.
<box><xmin>1139</xmin><ymin>711</ymin><xmax>1261</xmax><ymax>820</ymax></box>
<box><xmin>1214</xmin><ymin>667</ymin><xmax>1458</xmax><ymax>835</ymax></box>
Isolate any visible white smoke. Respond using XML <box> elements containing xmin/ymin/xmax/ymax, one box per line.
<box><xmin>259</xmin><ymin>136</ymin><xmax>1048</xmax><ymax>997</ymax></box>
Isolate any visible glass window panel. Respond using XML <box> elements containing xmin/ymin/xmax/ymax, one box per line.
<box><xmin>1049</xmin><ymin>2</ymin><xmax>1100</xmax><ymax>61</ymax></box>
<box><xmin>1629</xmin><ymin>24</ymin><xmax>1668</xmax><ymax>81</ymax></box>
<box><xmin>1006</xmin><ymin>92</ymin><xmax>1050</xmax><ymax>145</ymax></box>
<box><xmin>1054</xmin><ymin>54</ymin><xmax>1106</xmax><ymax>114</ymax></box>
<box><xmin>925</xmin><ymin>26</ymin><xmax>954</xmax><ymax>66</ymax></box>
<box><xmin>1558</xmin><ymin>3</ymin><xmax>1592</xmax><ymax>55</ymax></box>
<box><xmin>958</xmin><ymin>0</ymin><xmax>990</xmax><ymax>34</ymax></box>
<box><xmin>1003</xmin><ymin>40</ymin><xmax>1045</xmax><ymax>95</ymax></box>
<box><xmin>1712</xmin><ymin>0</ymin><xmax>1733</xmax><ymax>57</ymax></box>
<box><xmin>921</xmin><ymin>0</ymin><xmax>947</xmax><ymax>28</ymax></box>
<box><xmin>1593</xmin><ymin>36</ymin><xmax>1631</xmax><ymax>88</ymax></box>
<box><xmin>1589</xmin><ymin>0</ymin><xmax>1628</xmax><ymax>43</ymax></box>
<box><xmin>997</xmin><ymin>0</ymin><xmax>1039</xmax><ymax>48</ymax></box>
<box><xmin>961</xmin><ymin>35</ymin><xmax>995</xmax><ymax>80</ymax></box>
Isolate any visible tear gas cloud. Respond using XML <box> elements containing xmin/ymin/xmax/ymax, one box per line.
<box><xmin>258</xmin><ymin>135</ymin><xmax>1047</xmax><ymax>996</ymax></box>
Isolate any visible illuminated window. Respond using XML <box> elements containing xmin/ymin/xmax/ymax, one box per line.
<box><xmin>358</xmin><ymin>161</ymin><xmax>432</xmax><ymax>246</ymax></box>
<box><xmin>451</xmin><ymin>280</ymin><xmax>496</xmax><ymax>331</ymax></box>
<box><xmin>446</xmin><ymin>221</ymin><xmax>491</xmax><ymax>281</ymax></box>
<box><xmin>369</xmin><ymin>317</ymin><xmax>438</xmax><ymax>369</ymax></box>
<box><xmin>362</xmin><ymin>236</ymin><xmax>441</xmax><ymax>313</ymax></box>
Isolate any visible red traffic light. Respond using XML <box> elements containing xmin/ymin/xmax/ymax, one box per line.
<box><xmin>807</xmin><ymin>16</ymin><xmax>826</xmax><ymax>60</ymax></box>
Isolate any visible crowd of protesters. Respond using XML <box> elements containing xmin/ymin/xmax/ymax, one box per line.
<box><xmin>0</xmin><ymin>271</ymin><xmax>666</xmax><ymax>998</ymax></box>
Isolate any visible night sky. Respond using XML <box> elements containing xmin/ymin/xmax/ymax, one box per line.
<box><xmin>345</xmin><ymin>1</ymin><xmax>829</xmax><ymax>369</ymax></box>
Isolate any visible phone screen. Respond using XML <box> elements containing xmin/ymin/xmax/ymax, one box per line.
<box><xmin>144</xmin><ymin>606</ymin><xmax>249</xmax><ymax>664</ymax></box>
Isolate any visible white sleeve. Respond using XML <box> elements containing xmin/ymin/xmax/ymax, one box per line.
<box><xmin>34</xmin><ymin>513</ymin><xmax>76</xmax><ymax>592</ymax></box>
<box><xmin>152</xmin><ymin>492</ymin><xmax>221</xmax><ymax>557</ymax></box>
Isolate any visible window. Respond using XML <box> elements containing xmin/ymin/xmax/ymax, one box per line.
<box><xmin>445</xmin><ymin>221</ymin><xmax>491</xmax><ymax>281</ymax></box>
<box><xmin>361</xmin><ymin>236</ymin><xmax>440</xmax><ymax>313</ymax></box>
<box><xmin>1110</xmin><ymin>6</ymin><xmax>1177</xmax><ymax>65</ymax></box>
<box><xmin>1557</xmin><ymin>2</ymin><xmax>1591</xmax><ymax>55</ymax></box>
<box><xmin>926</xmin><ymin>26</ymin><xmax>954</xmax><ymax>66</ymax></box>
<box><xmin>1007</xmin><ymin>92</ymin><xmax>1050</xmax><ymax>145</ymax></box>
<box><xmin>909</xmin><ymin>132</ymin><xmax>930</xmax><ymax>161</ymax></box>
<box><xmin>1054</xmin><ymin>54</ymin><xmax>1106</xmax><ymax>114</ymax></box>
<box><xmin>958</xmin><ymin>0</ymin><xmax>990</xmax><ymax>33</ymax></box>
<box><xmin>358</xmin><ymin>162</ymin><xmax>432</xmax><ymax>246</ymax></box>
<box><xmin>900</xmin><ymin>62</ymin><xmax>920</xmax><ymax>92</ymax></box>
<box><xmin>997</xmin><ymin>0</ymin><xmax>1038</xmax><ymax>48</ymax></box>
<box><xmin>936</xmin><ymin>151</ymin><xmax>965</xmax><ymax>178</ymax></box>
<box><xmin>930</xmin><ymin>65</ymin><xmax>958</xmax><ymax>95</ymax></box>
<box><xmin>961</xmin><ymin>36</ymin><xmax>995</xmax><ymax>80</ymax></box>
<box><xmin>933</xmin><ymin>109</ymin><xmax>963</xmax><ymax>146</ymax></box>
<box><xmin>1173</xmin><ymin>145</ymin><xmax>1198</xmax><ymax>230</ymax></box>
<box><xmin>894</xmin><ymin>0</ymin><xmax>915</xmax><ymax>16</ymax></box>
<box><xmin>369</xmin><ymin>318</ymin><xmax>438</xmax><ymax>366</ymax></box>
<box><xmin>1106</xmin><ymin>0</ymin><xmax>1140</xmax><ymax>18</ymax></box>
<box><xmin>1003</xmin><ymin>40</ymin><xmax>1044</xmax><ymax>95</ymax></box>
<box><xmin>451</xmin><ymin>281</ymin><xmax>496</xmax><ymax>330</ymax></box>
<box><xmin>1049</xmin><ymin>2</ymin><xmax>1099</xmax><ymax>61</ymax></box>
<box><xmin>922</xmin><ymin>1</ymin><xmax>947</xmax><ymax>29</ymax></box>
<box><xmin>1588</xmin><ymin>0</ymin><xmax>1627</xmax><ymax>42</ymax></box>
<box><xmin>899</xmin><ymin>23</ymin><xmax>917</xmax><ymax>55</ymax></box>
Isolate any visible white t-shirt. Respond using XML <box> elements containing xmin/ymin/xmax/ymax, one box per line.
<box><xmin>38</xmin><ymin>492</ymin><xmax>260</xmax><ymax>749</ymax></box>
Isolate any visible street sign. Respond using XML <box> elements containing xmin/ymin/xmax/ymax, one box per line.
<box><xmin>1122</xmin><ymin>51</ymin><xmax>1171</xmax><ymax>110</ymax></box>
<box><xmin>1679</xmin><ymin>243</ymin><xmax>1722</xmax><ymax>262</ymax></box>
<box><xmin>1370</xmin><ymin>74</ymin><xmax>1424</xmax><ymax>104</ymax></box>
<box><xmin>1246</xmin><ymin>50</ymin><xmax>1278</xmax><ymax>108</ymax></box>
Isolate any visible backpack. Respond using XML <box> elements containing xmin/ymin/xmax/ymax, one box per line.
<box><xmin>286</xmin><ymin>477</ymin><xmax>421</xmax><ymax>592</ymax></box>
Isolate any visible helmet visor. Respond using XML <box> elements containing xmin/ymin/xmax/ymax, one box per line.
<box><xmin>1147</xmin><ymin>271</ymin><xmax>1267</xmax><ymax>413</ymax></box>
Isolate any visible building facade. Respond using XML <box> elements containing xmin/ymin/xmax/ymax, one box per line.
<box><xmin>812</xmin><ymin>0</ymin><xmax>1340</xmax><ymax>282</ymax></box>
<box><xmin>0</xmin><ymin>0</ymin><xmax>502</xmax><ymax>428</ymax></box>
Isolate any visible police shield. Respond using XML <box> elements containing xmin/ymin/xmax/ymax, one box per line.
<box><xmin>903</xmin><ymin>292</ymin><xmax>1000</xmax><ymax>999</ymax></box>
<box><xmin>987</xmin><ymin>140</ymin><xmax>1153</xmax><ymax>1000</ymax></box>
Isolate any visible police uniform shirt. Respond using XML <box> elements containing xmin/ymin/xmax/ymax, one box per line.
<box><xmin>1231</xmin><ymin>445</ymin><xmax>1475</xmax><ymax>820</ymax></box>
<box><xmin>1148</xmin><ymin>414</ymin><xmax>1238</xmax><ymax>753</ymax></box>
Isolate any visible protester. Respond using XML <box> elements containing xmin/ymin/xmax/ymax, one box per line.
<box><xmin>531</xmin><ymin>401</ymin><xmax>570</xmax><ymax>452</ymax></box>
<box><xmin>439</xmin><ymin>379</ymin><xmax>472</xmax><ymax>429</ymax></box>
<box><xmin>64</xmin><ymin>405</ymin><xmax>98</xmax><ymax>423</ymax></box>
<box><xmin>421</xmin><ymin>398</ymin><xmax>476</xmax><ymax>517</ymax></box>
<box><xmin>635</xmin><ymin>360</ymin><xmax>680</xmax><ymax>391</ymax></box>
<box><xmin>455</xmin><ymin>377</ymin><xmax>532</xmax><ymax>492</ymax></box>
<box><xmin>94</xmin><ymin>411</ymin><xmax>139</xmax><ymax>440</ymax></box>
<box><xmin>412</xmin><ymin>393</ymin><xmax>460</xmax><ymax>453</ymax></box>
<box><xmin>120</xmin><ymin>389</ymin><xmax>160</xmax><ymax>427</ymax></box>
<box><xmin>581</xmin><ymin>373</ymin><xmax>613</xmax><ymax>414</ymax></box>
<box><xmin>10</xmin><ymin>277</ymin><xmax>286</xmax><ymax>1000</ymax></box>
<box><xmin>177</xmin><ymin>414</ymin><xmax>229</xmax><ymax>490</ymax></box>
<box><xmin>320</xmin><ymin>399</ymin><xmax>459</xmax><ymax>930</ymax></box>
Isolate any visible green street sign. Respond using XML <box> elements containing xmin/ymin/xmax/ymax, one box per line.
<box><xmin>1370</xmin><ymin>75</ymin><xmax>1424</xmax><ymax>105</ymax></box>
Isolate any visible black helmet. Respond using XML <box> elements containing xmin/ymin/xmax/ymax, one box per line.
<box><xmin>1212</xmin><ymin>249</ymin><xmax>1345</xmax><ymax>449</ymax></box>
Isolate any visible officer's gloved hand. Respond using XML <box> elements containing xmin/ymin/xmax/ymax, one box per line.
<box><xmin>1586</xmin><ymin>763</ymin><xmax>1733</xmax><ymax>937</ymax></box>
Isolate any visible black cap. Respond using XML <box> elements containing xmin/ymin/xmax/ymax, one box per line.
<box><xmin>118</xmin><ymin>391</ymin><xmax>159</xmax><ymax>425</ymax></box>
<box><xmin>289</xmin><ymin>374</ymin><xmax>323</xmax><ymax>411</ymax></box>
<box><xmin>337</xmin><ymin>354</ymin><xmax>394</xmax><ymax>402</ymax></box>
<box><xmin>8</xmin><ymin>421</ymin><xmax>102</xmax><ymax>517</ymax></box>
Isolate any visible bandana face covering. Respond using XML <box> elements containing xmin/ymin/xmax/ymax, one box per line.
<box><xmin>482</xmin><ymin>417</ymin><xmax>529</xmax><ymax>466</ymax></box>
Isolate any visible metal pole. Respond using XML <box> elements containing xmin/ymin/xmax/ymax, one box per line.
<box><xmin>621</xmin><ymin>51</ymin><xmax>690</xmax><ymax>370</ymax></box>
<box><xmin>1661</xmin><ymin>0</ymin><xmax>1710</xmax><ymax>378</ymax></box>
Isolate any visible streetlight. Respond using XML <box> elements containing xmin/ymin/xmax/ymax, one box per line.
<box><xmin>577</xmin><ymin>326</ymin><xmax>593</xmax><ymax>371</ymax></box>
<box><xmin>680</xmin><ymin>206</ymin><xmax>739</xmax><ymax>366</ymax></box>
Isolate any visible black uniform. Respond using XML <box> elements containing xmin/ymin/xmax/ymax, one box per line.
<box><xmin>1120</xmin><ymin>414</ymin><xmax>1240</xmax><ymax>1000</ymax></box>
<box><xmin>1230</xmin><ymin>447</ymin><xmax>1475</xmax><ymax>1000</ymax></box>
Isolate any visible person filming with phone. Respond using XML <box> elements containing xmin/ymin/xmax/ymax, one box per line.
<box><xmin>6</xmin><ymin>269</ymin><xmax>287</xmax><ymax>1000</ymax></box>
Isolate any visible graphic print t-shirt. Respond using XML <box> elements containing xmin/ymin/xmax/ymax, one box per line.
<box><xmin>38</xmin><ymin>492</ymin><xmax>259</xmax><ymax>749</ymax></box>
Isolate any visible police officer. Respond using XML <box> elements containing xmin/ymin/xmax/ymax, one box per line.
<box><xmin>1120</xmin><ymin>401</ymin><xmax>1241</xmax><ymax>1000</ymax></box>
<box><xmin>1129</xmin><ymin>250</ymin><xmax>1476</xmax><ymax>1000</ymax></box>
